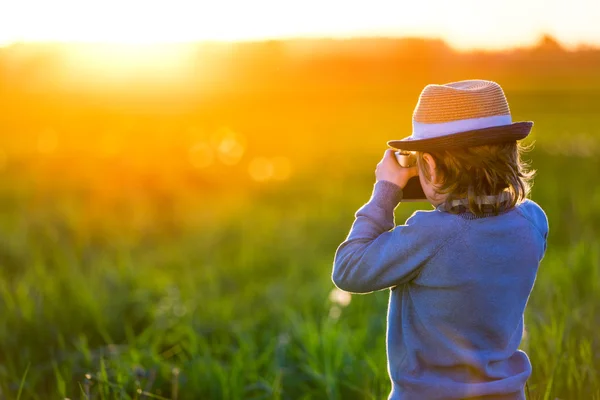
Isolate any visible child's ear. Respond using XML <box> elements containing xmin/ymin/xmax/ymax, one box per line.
<box><xmin>422</xmin><ymin>153</ymin><xmax>439</xmax><ymax>184</ymax></box>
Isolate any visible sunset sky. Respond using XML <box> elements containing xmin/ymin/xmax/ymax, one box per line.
<box><xmin>0</xmin><ymin>0</ymin><xmax>599</xmax><ymax>50</ymax></box>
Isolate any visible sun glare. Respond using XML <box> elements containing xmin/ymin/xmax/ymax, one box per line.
<box><xmin>1</xmin><ymin>0</ymin><xmax>600</xmax><ymax>50</ymax></box>
<box><xmin>62</xmin><ymin>44</ymin><xmax>196</xmax><ymax>83</ymax></box>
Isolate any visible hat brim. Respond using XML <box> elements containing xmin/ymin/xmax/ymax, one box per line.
<box><xmin>387</xmin><ymin>121</ymin><xmax>533</xmax><ymax>152</ymax></box>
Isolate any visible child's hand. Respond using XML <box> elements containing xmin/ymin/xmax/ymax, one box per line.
<box><xmin>375</xmin><ymin>149</ymin><xmax>419</xmax><ymax>189</ymax></box>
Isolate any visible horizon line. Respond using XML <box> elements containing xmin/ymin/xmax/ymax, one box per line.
<box><xmin>1</xmin><ymin>33</ymin><xmax>599</xmax><ymax>52</ymax></box>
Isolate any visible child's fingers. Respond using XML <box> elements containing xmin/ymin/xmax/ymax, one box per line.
<box><xmin>383</xmin><ymin>149</ymin><xmax>396</xmax><ymax>162</ymax></box>
<box><xmin>407</xmin><ymin>166</ymin><xmax>419</xmax><ymax>177</ymax></box>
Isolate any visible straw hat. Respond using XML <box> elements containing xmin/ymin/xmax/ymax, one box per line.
<box><xmin>387</xmin><ymin>80</ymin><xmax>533</xmax><ymax>151</ymax></box>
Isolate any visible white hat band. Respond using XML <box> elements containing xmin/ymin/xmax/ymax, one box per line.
<box><xmin>411</xmin><ymin>115</ymin><xmax>513</xmax><ymax>140</ymax></box>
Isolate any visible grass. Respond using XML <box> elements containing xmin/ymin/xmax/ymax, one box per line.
<box><xmin>0</xmin><ymin>89</ymin><xmax>599</xmax><ymax>399</ymax></box>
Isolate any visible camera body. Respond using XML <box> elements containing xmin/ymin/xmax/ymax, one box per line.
<box><xmin>393</xmin><ymin>150</ymin><xmax>426</xmax><ymax>201</ymax></box>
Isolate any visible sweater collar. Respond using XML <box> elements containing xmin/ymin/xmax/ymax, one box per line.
<box><xmin>436</xmin><ymin>192</ymin><xmax>512</xmax><ymax>218</ymax></box>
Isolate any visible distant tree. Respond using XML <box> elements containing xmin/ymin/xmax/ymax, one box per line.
<box><xmin>535</xmin><ymin>34</ymin><xmax>564</xmax><ymax>52</ymax></box>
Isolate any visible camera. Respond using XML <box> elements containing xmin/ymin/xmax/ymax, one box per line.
<box><xmin>395</xmin><ymin>151</ymin><xmax>417</xmax><ymax>168</ymax></box>
<box><xmin>392</xmin><ymin>150</ymin><xmax>426</xmax><ymax>201</ymax></box>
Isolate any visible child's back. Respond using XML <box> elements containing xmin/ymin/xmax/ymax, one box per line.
<box><xmin>332</xmin><ymin>80</ymin><xmax>549</xmax><ymax>399</ymax></box>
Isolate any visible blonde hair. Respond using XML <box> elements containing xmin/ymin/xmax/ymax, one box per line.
<box><xmin>416</xmin><ymin>142</ymin><xmax>535</xmax><ymax>216</ymax></box>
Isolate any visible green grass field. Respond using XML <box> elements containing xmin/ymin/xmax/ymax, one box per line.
<box><xmin>1</xmin><ymin>87</ymin><xmax>599</xmax><ymax>400</ymax></box>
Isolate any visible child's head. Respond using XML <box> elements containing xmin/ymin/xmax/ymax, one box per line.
<box><xmin>386</xmin><ymin>80</ymin><xmax>536</xmax><ymax>215</ymax></box>
<box><xmin>415</xmin><ymin>142</ymin><xmax>534</xmax><ymax>215</ymax></box>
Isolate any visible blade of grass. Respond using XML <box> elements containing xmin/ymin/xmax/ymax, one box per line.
<box><xmin>16</xmin><ymin>363</ymin><xmax>30</xmax><ymax>400</ymax></box>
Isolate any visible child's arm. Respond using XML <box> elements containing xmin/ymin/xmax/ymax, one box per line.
<box><xmin>332</xmin><ymin>180</ymin><xmax>456</xmax><ymax>293</ymax></box>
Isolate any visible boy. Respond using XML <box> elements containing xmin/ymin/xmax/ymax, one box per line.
<box><xmin>332</xmin><ymin>80</ymin><xmax>548</xmax><ymax>399</ymax></box>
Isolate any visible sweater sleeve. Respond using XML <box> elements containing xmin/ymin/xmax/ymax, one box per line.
<box><xmin>332</xmin><ymin>180</ymin><xmax>454</xmax><ymax>293</ymax></box>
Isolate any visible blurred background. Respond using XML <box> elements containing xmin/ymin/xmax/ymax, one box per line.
<box><xmin>1</xmin><ymin>1</ymin><xmax>600</xmax><ymax>399</ymax></box>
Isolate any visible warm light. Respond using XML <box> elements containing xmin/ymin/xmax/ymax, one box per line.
<box><xmin>189</xmin><ymin>142</ymin><xmax>214</xmax><ymax>169</ymax></box>
<box><xmin>248</xmin><ymin>157</ymin><xmax>274</xmax><ymax>182</ymax></box>
<box><xmin>61</xmin><ymin>43</ymin><xmax>196</xmax><ymax>85</ymax></box>
<box><xmin>247</xmin><ymin>156</ymin><xmax>293</xmax><ymax>182</ymax></box>
<box><xmin>212</xmin><ymin>128</ymin><xmax>245</xmax><ymax>166</ymax></box>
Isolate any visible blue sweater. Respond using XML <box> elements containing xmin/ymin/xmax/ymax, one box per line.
<box><xmin>333</xmin><ymin>181</ymin><xmax>548</xmax><ymax>400</ymax></box>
